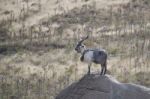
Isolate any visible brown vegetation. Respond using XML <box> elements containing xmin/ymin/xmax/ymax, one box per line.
<box><xmin>0</xmin><ymin>0</ymin><xmax>150</xmax><ymax>99</ymax></box>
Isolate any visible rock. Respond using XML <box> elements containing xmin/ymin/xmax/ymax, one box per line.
<box><xmin>55</xmin><ymin>74</ymin><xmax>150</xmax><ymax>99</ymax></box>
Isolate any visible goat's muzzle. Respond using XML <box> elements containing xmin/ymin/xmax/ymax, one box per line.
<box><xmin>75</xmin><ymin>47</ymin><xmax>80</xmax><ymax>53</ymax></box>
<box><xmin>75</xmin><ymin>47</ymin><xmax>78</xmax><ymax>52</ymax></box>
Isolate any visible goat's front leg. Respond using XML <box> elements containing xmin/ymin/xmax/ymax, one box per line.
<box><xmin>87</xmin><ymin>63</ymin><xmax>91</xmax><ymax>75</ymax></box>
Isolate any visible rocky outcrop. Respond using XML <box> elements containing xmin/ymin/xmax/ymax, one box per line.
<box><xmin>56</xmin><ymin>74</ymin><xmax>150</xmax><ymax>99</ymax></box>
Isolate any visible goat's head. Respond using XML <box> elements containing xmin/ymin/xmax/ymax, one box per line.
<box><xmin>75</xmin><ymin>35</ymin><xmax>88</xmax><ymax>53</ymax></box>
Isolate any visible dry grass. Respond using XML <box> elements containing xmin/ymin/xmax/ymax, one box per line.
<box><xmin>0</xmin><ymin>0</ymin><xmax>150</xmax><ymax>99</ymax></box>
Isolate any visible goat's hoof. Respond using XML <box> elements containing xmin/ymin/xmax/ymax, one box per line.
<box><xmin>100</xmin><ymin>73</ymin><xmax>103</xmax><ymax>76</ymax></box>
<box><xmin>87</xmin><ymin>72</ymin><xmax>90</xmax><ymax>75</ymax></box>
<box><xmin>100</xmin><ymin>74</ymin><xmax>106</xmax><ymax>76</ymax></box>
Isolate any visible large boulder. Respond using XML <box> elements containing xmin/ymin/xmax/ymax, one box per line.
<box><xmin>55</xmin><ymin>74</ymin><xmax>150</xmax><ymax>99</ymax></box>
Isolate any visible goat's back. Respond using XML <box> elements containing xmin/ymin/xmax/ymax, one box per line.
<box><xmin>92</xmin><ymin>49</ymin><xmax>107</xmax><ymax>64</ymax></box>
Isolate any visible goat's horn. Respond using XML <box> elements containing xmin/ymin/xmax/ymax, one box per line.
<box><xmin>79</xmin><ymin>35</ymin><xmax>89</xmax><ymax>44</ymax></box>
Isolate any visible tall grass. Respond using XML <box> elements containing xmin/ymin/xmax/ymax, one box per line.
<box><xmin>0</xmin><ymin>0</ymin><xmax>150</xmax><ymax>99</ymax></box>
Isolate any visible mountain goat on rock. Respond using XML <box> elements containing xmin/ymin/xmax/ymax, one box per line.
<box><xmin>75</xmin><ymin>36</ymin><xmax>107</xmax><ymax>75</ymax></box>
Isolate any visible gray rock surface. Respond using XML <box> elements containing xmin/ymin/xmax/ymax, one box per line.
<box><xmin>55</xmin><ymin>74</ymin><xmax>150</xmax><ymax>99</ymax></box>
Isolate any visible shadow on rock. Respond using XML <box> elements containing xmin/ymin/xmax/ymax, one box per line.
<box><xmin>56</xmin><ymin>74</ymin><xmax>150</xmax><ymax>99</ymax></box>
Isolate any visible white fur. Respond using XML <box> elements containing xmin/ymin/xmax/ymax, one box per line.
<box><xmin>83</xmin><ymin>51</ymin><xmax>94</xmax><ymax>63</ymax></box>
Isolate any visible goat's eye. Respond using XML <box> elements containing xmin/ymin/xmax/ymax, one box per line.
<box><xmin>81</xmin><ymin>45</ymin><xmax>84</xmax><ymax>48</ymax></box>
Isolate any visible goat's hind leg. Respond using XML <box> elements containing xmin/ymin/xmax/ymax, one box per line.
<box><xmin>103</xmin><ymin>62</ymin><xmax>107</xmax><ymax>75</ymax></box>
<box><xmin>100</xmin><ymin>65</ymin><xmax>104</xmax><ymax>75</ymax></box>
<box><xmin>100</xmin><ymin>62</ymin><xmax>107</xmax><ymax>75</ymax></box>
<box><xmin>103</xmin><ymin>61</ymin><xmax>107</xmax><ymax>75</ymax></box>
<box><xmin>87</xmin><ymin>63</ymin><xmax>91</xmax><ymax>75</ymax></box>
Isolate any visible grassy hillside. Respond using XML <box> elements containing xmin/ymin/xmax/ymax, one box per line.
<box><xmin>0</xmin><ymin>0</ymin><xmax>150</xmax><ymax>99</ymax></box>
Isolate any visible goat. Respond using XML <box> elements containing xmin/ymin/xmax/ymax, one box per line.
<box><xmin>75</xmin><ymin>36</ymin><xmax>107</xmax><ymax>75</ymax></box>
